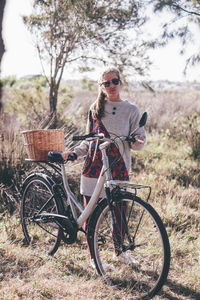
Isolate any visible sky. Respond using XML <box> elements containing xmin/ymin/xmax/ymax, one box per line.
<box><xmin>1</xmin><ymin>0</ymin><xmax>200</xmax><ymax>82</ymax></box>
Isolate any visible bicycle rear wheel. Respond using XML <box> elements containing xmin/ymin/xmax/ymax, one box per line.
<box><xmin>21</xmin><ymin>174</ymin><xmax>62</xmax><ymax>255</ymax></box>
<box><xmin>88</xmin><ymin>191</ymin><xmax>170</xmax><ymax>299</ymax></box>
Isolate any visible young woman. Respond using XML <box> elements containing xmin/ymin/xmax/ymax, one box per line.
<box><xmin>62</xmin><ymin>67</ymin><xmax>146</xmax><ymax>266</ymax></box>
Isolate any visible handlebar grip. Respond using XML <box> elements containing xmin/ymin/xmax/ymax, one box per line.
<box><xmin>72</xmin><ymin>132</ymin><xmax>96</xmax><ymax>141</ymax></box>
<box><xmin>72</xmin><ymin>136</ymin><xmax>85</xmax><ymax>141</ymax></box>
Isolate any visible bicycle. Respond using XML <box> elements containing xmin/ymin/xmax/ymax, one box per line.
<box><xmin>20</xmin><ymin>113</ymin><xmax>170</xmax><ymax>299</ymax></box>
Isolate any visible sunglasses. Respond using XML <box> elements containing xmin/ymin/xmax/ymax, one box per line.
<box><xmin>100</xmin><ymin>78</ymin><xmax>120</xmax><ymax>88</ymax></box>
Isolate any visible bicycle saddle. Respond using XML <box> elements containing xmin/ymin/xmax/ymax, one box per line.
<box><xmin>48</xmin><ymin>151</ymin><xmax>64</xmax><ymax>163</ymax></box>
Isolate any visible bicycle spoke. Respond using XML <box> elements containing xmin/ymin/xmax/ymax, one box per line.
<box><xmin>89</xmin><ymin>194</ymin><xmax>170</xmax><ymax>299</ymax></box>
<box><xmin>21</xmin><ymin>176</ymin><xmax>61</xmax><ymax>255</ymax></box>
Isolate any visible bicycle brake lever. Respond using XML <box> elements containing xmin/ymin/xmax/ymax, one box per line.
<box><xmin>67</xmin><ymin>153</ymin><xmax>77</xmax><ymax>161</ymax></box>
<box><xmin>126</xmin><ymin>136</ymin><xmax>136</xmax><ymax>143</ymax></box>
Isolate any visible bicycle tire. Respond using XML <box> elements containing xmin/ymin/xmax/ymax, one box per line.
<box><xmin>88</xmin><ymin>191</ymin><xmax>170</xmax><ymax>299</ymax></box>
<box><xmin>21</xmin><ymin>174</ymin><xmax>62</xmax><ymax>255</ymax></box>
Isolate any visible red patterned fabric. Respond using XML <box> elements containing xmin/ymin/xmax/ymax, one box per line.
<box><xmin>82</xmin><ymin>112</ymin><xmax>129</xmax><ymax>181</ymax></box>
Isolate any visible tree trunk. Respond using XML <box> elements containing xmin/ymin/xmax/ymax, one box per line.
<box><xmin>0</xmin><ymin>0</ymin><xmax>6</xmax><ymax>112</ymax></box>
<box><xmin>40</xmin><ymin>79</ymin><xmax>59</xmax><ymax>129</ymax></box>
<box><xmin>46</xmin><ymin>79</ymin><xmax>58</xmax><ymax>128</ymax></box>
<box><xmin>49</xmin><ymin>80</ymin><xmax>58</xmax><ymax>115</ymax></box>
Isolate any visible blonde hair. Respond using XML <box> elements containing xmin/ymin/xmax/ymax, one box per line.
<box><xmin>92</xmin><ymin>67</ymin><xmax>121</xmax><ymax>120</ymax></box>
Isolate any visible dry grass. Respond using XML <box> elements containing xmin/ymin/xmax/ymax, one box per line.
<box><xmin>0</xmin><ymin>130</ymin><xmax>200</xmax><ymax>300</ymax></box>
<box><xmin>0</xmin><ymin>84</ymin><xmax>200</xmax><ymax>299</ymax></box>
<box><xmin>129</xmin><ymin>132</ymin><xmax>200</xmax><ymax>300</ymax></box>
<box><xmin>0</xmin><ymin>217</ymin><xmax>132</xmax><ymax>300</ymax></box>
<box><xmin>64</xmin><ymin>84</ymin><xmax>200</xmax><ymax>134</ymax></box>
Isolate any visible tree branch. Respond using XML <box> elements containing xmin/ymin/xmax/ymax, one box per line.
<box><xmin>36</xmin><ymin>44</ymin><xmax>50</xmax><ymax>85</ymax></box>
<box><xmin>67</xmin><ymin>55</ymin><xmax>108</xmax><ymax>64</ymax></box>
<box><xmin>172</xmin><ymin>3</ymin><xmax>200</xmax><ymax>17</ymax></box>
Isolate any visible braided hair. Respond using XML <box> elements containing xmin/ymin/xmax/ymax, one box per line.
<box><xmin>92</xmin><ymin>67</ymin><xmax>121</xmax><ymax>120</ymax></box>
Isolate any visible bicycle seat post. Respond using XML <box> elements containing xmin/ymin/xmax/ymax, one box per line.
<box><xmin>60</xmin><ymin>164</ymin><xmax>78</xmax><ymax>219</ymax></box>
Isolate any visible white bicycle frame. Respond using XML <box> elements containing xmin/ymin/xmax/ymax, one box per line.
<box><xmin>61</xmin><ymin>133</ymin><xmax>147</xmax><ymax>229</ymax></box>
<box><xmin>60</xmin><ymin>138</ymin><xmax>109</xmax><ymax>228</ymax></box>
<box><xmin>61</xmin><ymin>136</ymin><xmax>131</xmax><ymax>228</ymax></box>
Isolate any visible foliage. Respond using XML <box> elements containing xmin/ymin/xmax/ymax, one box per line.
<box><xmin>21</xmin><ymin>0</ymin><xmax>200</xmax><ymax>128</ymax></box>
<box><xmin>5</xmin><ymin>79</ymin><xmax>49</xmax><ymax>129</ymax></box>
<box><xmin>186</xmin><ymin>113</ymin><xmax>200</xmax><ymax>160</ymax></box>
<box><xmin>165</xmin><ymin>112</ymin><xmax>200</xmax><ymax>161</ymax></box>
<box><xmin>0</xmin><ymin>80</ymin><xmax>200</xmax><ymax>297</ymax></box>
<box><xmin>151</xmin><ymin>0</ymin><xmax>200</xmax><ymax>72</ymax></box>
<box><xmin>23</xmin><ymin>0</ymin><xmax>153</xmax><ymax>120</ymax></box>
<box><xmin>81</xmin><ymin>78</ymin><xmax>95</xmax><ymax>91</ymax></box>
<box><xmin>0</xmin><ymin>129</ymin><xmax>22</xmax><ymax>185</ymax></box>
<box><xmin>0</xmin><ymin>119</ymin><xmax>200</xmax><ymax>299</ymax></box>
<box><xmin>3</xmin><ymin>76</ymin><xmax>73</xmax><ymax>129</ymax></box>
<box><xmin>1</xmin><ymin>78</ymin><xmax>200</xmax><ymax>211</ymax></box>
<box><xmin>57</xmin><ymin>83</ymin><xmax>73</xmax><ymax>118</ymax></box>
<box><xmin>0</xmin><ymin>118</ymin><xmax>27</xmax><ymax>213</ymax></box>
<box><xmin>1</xmin><ymin>75</ymin><xmax>17</xmax><ymax>87</ymax></box>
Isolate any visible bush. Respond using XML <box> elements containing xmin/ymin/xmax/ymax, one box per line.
<box><xmin>0</xmin><ymin>118</ymin><xmax>28</xmax><ymax>213</ymax></box>
<box><xmin>164</xmin><ymin>113</ymin><xmax>200</xmax><ymax>161</ymax></box>
<box><xmin>186</xmin><ymin>113</ymin><xmax>200</xmax><ymax>160</ymax></box>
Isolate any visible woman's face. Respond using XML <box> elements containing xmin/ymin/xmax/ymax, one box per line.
<box><xmin>100</xmin><ymin>72</ymin><xmax>121</xmax><ymax>101</ymax></box>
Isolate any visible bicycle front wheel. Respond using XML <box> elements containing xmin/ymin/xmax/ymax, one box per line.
<box><xmin>21</xmin><ymin>174</ymin><xmax>62</xmax><ymax>255</ymax></box>
<box><xmin>89</xmin><ymin>192</ymin><xmax>170</xmax><ymax>299</ymax></box>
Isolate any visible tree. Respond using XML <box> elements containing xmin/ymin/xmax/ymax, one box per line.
<box><xmin>0</xmin><ymin>0</ymin><xmax>6</xmax><ymax>112</ymax></box>
<box><xmin>23</xmin><ymin>0</ymin><xmax>153</xmax><ymax>127</ymax></box>
<box><xmin>151</xmin><ymin>0</ymin><xmax>200</xmax><ymax>74</ymax></box>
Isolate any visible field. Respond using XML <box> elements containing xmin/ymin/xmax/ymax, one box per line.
<box><xmin>0</xmin><ymin>78</ymin><xmax>200</xmax><ymax>299</ymax></box>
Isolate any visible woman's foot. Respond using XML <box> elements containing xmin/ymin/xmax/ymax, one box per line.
<box><xmin>90</xmin><ymin>258</ymin><xmax>96</xmax><ymax>269</ymax></box>
<box><xmin>114</xmin><ymin>252</ymin><xmax>139</xmax><ymax>265</ymax></box>
<box><xmin>90</xmin><ymin>258</ymin><xmax>113</xmax><ymax>270</ymax></box>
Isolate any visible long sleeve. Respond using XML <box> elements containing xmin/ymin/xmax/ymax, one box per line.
<box><xmin>73</xmin><ymin>100</ymin><xmax>147</xmax><ymax>197</ymax></box>
<box><xmin>129</xmin><ymin>106</ymin><xmax>146</xmax><ymax>151</ymax></box>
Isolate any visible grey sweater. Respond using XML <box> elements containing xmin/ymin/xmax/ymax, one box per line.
<box><xmin>74</xmin><ymin>100</ymin><xmax>146</xmax><ymax>197</ymax></box>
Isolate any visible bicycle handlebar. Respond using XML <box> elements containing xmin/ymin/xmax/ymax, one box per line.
<box><xmin>72</xmin><ymin>111</ymin><xmax>147</xmax><ymax>144</ymax></box>
<box><xmin>47</xmin><ymin>134</ymin><xmax>143</xmax><ymax>164</ymax></box>
<box><xmin>72</xmin><ymin>133</ymin><xmax>139</xmax><ymax>144</ymax></box>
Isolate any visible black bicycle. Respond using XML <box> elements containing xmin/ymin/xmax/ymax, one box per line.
<box><xmin>21</xmin><ymin>113</ymin><xmax>170</xmax><ymax>299</ymax></box>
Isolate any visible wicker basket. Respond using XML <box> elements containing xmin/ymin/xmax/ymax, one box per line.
<box><xmin>22</xmin><ymin>129</ymin><xmax>65</xmax><ymax>161</ymax></box>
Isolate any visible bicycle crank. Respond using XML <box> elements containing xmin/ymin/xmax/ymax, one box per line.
<box><xmin>34</xmin><ymin>212</ymin><xmax>77</xmax><ymax>244</ymax></box>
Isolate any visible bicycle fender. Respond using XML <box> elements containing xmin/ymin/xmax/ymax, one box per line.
<box><xmin>21</xmin><ymin>172</ymin><xmax>55</xmax><ymax>192</ymax></box>
<box><xmin>21</xmin><ymin>172</ymin><xmax>65</xmax><ymax>213</ymax></box>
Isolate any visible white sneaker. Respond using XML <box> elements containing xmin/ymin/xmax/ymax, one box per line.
<box><xmin>90</xmin><ymin>258</ymin><xmax>113</xmax><ymax>270</ymax></box>
<box><xmin>114</xmin><ymin>252</ymin><xmax>139</xmax><ymax>265</ymax></box>
<box><xmin>90</xmin><ymin>258</ymin><xmax>96</xmax><ymax>269</ymax></box>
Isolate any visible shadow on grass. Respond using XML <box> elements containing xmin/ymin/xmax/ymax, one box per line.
<box><xmin>158</xmin><ymin>278</ymin><xmax>200</xmax><ymax>300</ymax></box>
<box><xmin>65</xmin><ymin>261</ymin><xmax>98</xmax><ymax>281</ymax></box>
<box><xmin>64</xmin><ymin>263</ymin><xmax>200</xmax><ymax>300</ymax></box>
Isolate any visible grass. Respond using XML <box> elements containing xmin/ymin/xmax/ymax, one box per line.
<box><xmin>129</xmin><ymin>131</ymin><xmax>200</xmax><ymax>299</ymax></box>
<box><xmin>0</xmin><ymin>129</ymin><xmax>200</xmax><ymax>299</ymax></box>
<box><xmin>0</xmin><ymin>83</ymin><xmax>200</xmax><ymax>299</ymax></box>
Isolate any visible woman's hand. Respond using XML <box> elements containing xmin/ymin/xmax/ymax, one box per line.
<box><xmin>62</xmin><ymin>151</ymin><xmax>73</xmax><ymax>161</ymax></box>
<box><xmin>131</xmin><ymin>135</ymin><xmax>145</xmax><ymax>147</ymax></box>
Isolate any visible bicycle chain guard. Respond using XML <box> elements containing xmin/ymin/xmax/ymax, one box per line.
<box><xmin>36</xmin><ymin>212</ymin><xmax>77</xmax><ymax>244</ymax></box>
